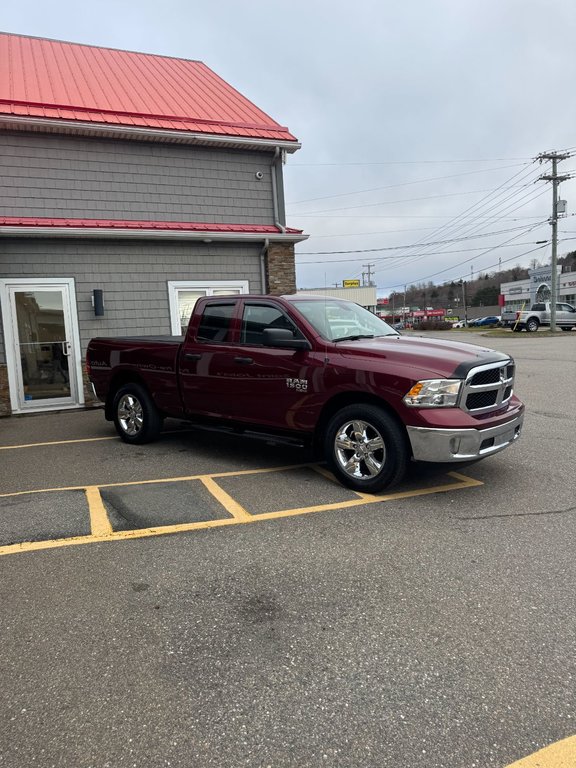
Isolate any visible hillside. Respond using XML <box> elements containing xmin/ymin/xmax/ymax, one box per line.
<box><xmin>386</xmin><ymin>252</ymin><xmax>576</xmax><ymax>309</ymax></box>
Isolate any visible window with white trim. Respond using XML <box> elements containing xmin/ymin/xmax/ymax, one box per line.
<box><xmin>167</xmin><ymin>280</ymin><xmax>249</xmax><ymax>335</ymax></box>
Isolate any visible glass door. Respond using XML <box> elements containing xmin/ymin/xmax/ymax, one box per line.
<box><xmin>6</xmin><ymin>284</ymin><xmax>80</xmax><ymax>410</ymax></box>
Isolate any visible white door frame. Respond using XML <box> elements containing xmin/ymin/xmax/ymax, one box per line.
<box><xmin>0</xmin><ymin>277</ymin><xmax>84</xmax><ymax>414</ymax></box>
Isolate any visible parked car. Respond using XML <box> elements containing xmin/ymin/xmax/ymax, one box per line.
<box><xmin>452</xmin><ymin>320</ymin><xmax>468</xmax><ymax>328</ymax></box>
<box><xmin>475</xmin><ymin>315</ymin><xmax>501</xmax><ymax>327</ymax></box>
<box><xmin>514</xmin><ymin>302</ymin><xmax>576</xmax><ymax>332</ymax></box>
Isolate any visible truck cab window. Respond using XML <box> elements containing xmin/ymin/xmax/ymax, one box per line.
<box><xmin>241</xmin><ymin>304</ymin><xmax>303</xmax><ymax>345</ymax></box>
<box><xmin>197</xmin><ymin>304</ymin><xmax>235</xmax><ymax>342</ymax></box>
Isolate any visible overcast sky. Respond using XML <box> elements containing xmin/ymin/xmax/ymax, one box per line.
<box><xmin>3</xmin><ymin>0</ymin><xmax>576</xmax><ymax>295</ymax></box>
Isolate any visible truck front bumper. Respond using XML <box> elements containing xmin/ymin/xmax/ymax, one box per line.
<box><xmin>406</xmin><ymin>410</ymin><xmax>524</xmax><ymax>462</ymax></box>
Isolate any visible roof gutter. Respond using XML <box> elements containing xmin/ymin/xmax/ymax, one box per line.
<box><xmin>0</xmin><ymin>115</ymin><xmax>302</xmax><ymax>153</ymax></box>
<box><xmin>0</xmin><ymin>226</ymin><xmax>308</xmax><ymax>243</ymax></box>
<box><xmin>271</xmin><ymin>148</ymin><xmax>286</xmax><ymax>233</ymax></box>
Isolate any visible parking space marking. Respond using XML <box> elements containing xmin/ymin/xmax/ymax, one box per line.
<box><xmin>505</xmin><ymin>734</ymin><xmax>576</xmax><ymax>767</ymax></box>
<box><xmin>0</xmin><ymin>436</ymin><xmax>118</xmax><ymax>450</ymax></box>
<box><xmin>0</xmin><ymin>466</ymin><xmax>483</xmax><ymax>557</ymax></box>
<box><xmin>200</xmin><ymin>477</ymin><xmax>251</xmax><ymax>521</ymax></box>
<box><xmin>0</xmin><ymin>427</ymin><xmax>195</xmax><ymax>452</ymax></box>
<box><xmin>85</xmin><ymin>486</ymin><xmax>113</xmax><ymax>536</ymax></box>
<box><xmin>0</xmin><ymin>462</ymin><xmax>318</xmax><ymax>499</ymax></box>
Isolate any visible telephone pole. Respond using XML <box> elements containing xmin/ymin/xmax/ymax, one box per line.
<box><xmin>362</xmin><ymin>263</ymin><xmax>375</xmax><ymax>286</ymax></box>
<box><xmin>538</xmin><ymin>151</ymin><xmax>572</xmax><ymax>331</ymax></box>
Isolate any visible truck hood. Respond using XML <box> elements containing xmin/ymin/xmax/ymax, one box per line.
<box><xmin>334</xmin><ymin>334</ymin><xmax>510</xmax><ymax>378</ymax></box>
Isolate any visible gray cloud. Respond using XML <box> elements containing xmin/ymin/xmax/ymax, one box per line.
<box><xmin>3</xmin><ymin>0</ymin><xmax>576</xmax><ymax>293</ymax></box>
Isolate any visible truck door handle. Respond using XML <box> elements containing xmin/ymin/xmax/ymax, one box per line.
<box><xmin>234</xmin><ymin>356</ymin><xmax>254</xmax><ymax>365</ymax></box>
<box><xmin>184</xmin><ymin>353</ymin><xmax>202</xmax><ymax>361</ymax></box>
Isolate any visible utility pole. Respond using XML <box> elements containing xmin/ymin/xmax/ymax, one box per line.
<box><xmin>362</xmin><ymin>263</ymin><xmax>375</xmax><ymax>286</ymax></box>
<box><xmin>538</xmin><ymin>151</ymin><xmax>572</xmax><ymax>331</ymax></box>
<box><xmin>403</xmin><ymin>284</ymin><xmax>407</xmax><ymax>326</ymax></box>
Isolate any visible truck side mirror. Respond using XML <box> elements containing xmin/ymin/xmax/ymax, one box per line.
<box><xmin>262</xmin><ymin>328</ymin><xmax>311</xmax><ymax>350</ymax></box>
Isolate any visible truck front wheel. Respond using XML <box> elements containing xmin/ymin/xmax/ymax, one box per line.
<box><xmin>113</xmin><ymin>383</ymin><xmax>163</xmax><ymax>444</ymax></box>
<box><xmin>324</xmin><ymin>405</ymin><xmax>408</xmax><ymax>493</ymax></box>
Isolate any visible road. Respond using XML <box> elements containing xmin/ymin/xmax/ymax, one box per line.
<box><xmin>0</xmin><ymin>331</ymin><xmax>574</xmax><ymax>767</ymax></box>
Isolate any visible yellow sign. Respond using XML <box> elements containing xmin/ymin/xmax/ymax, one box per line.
<box><xmin>343</xmin><ymin>279</ymin><xmax>361</xmax><ymax>288</ymax></box>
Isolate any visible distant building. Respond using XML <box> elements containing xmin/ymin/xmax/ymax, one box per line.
<box><xmin>296</xmin><ymin>286</ymin><xmax>377</xmax><ymax>312</ymax></box>
<box><xmin>500</xmin><ymin>265</ymin><xmax>576</xmax><ymax>312</ymax></box>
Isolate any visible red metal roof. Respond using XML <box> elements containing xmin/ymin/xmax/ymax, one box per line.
<box><xmin>0</xmin><ymin>33</ymin><xmax>298</xmax><ymax>143</ymax></box>
<box><xmin>0</xmin><ymin>216</ymin><xmax>303</xmax><ymax>236</ymax></box>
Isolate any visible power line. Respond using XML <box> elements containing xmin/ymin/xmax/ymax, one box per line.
<box><xmin>287</xmin><ymin>163</ymin><xmax>527</xmax><ymax>205</ymax></box>
<box><xmin>370</xmin><ymin>190</ymin><xmax>549</xmax><ymax>277</ymax></box>
<box><xmin>288</xmin><ymin>183</ymin><xmax>531</xmax><ymax>216</ymax></box>
<box><xmin>287</xmin><ymin>163</ymin><xmax>530</xmax><ymax>205</ymax></box>
<box><xmin>350</xmin><ymin>186</ymin><xmax>548</xmax><ymax>276</ymax></box>
<box><xmin>289</xmin><ymin>157</ymin><xmax>533</xmax><ymax>167</ymax></box>
<box><xmin>296</xmin><ymin>222</ymin><xmax>544</xmax><ymax>256</ymax></box>
<box><xmin>297</xmin><ymin>239</ymin><xmax>551</xmax><ymax>265</ymax></box>
<box><xmin>371</xmin><ymin>169</ymin><xmax>545</xmax><ymax>275</ymax></box>
<box><xmin>357</xmin><ymin>163</ymin><xmax>540</xmax><ymax>276</ymax></box>
<box><xmin>380</xmin><ymin>239</ymin><xmax>548</xmax><ymax>293</ymax></box>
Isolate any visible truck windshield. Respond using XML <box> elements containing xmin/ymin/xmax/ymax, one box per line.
<box><xmin>292</xmin><ymin>299</ymin><xmax>398</xmax><ymax>342</ymax></box>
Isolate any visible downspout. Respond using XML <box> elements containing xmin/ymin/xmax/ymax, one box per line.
<box><xmin>271</xmin><ymin>147</ymin><xmax>286</xmax><ymax>233</ymax></box>
<box><xmin>260</xmin><ymin>238</ymin><xmax>269</xmax><ymax>293</ymax></box>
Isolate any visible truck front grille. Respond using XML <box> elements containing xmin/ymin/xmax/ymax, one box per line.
<box><xmin>460</xmin><ymin>360</ymin><xmax>515</xmax><ymax>414</ymax></box>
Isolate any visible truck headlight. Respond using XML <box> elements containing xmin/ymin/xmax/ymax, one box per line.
<box><xmin>403</xmin><ymin>379</ymin><xmax>461</xmax><ymax>408</ymax></box>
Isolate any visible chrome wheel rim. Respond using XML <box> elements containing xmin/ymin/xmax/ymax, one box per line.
<box><xmin>117</xmin><ymin>394</ymin><xmax>143</xmax><ymax>436</ymax></box>
<box><xmin>334</xmin><ymin>419</ymin><xmax>385</xmax><ymax>480</ymax></box>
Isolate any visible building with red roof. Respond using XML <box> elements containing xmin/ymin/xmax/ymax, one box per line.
<box><xmin>0</xmin><ymin>32</ymin><xmax>307</xmax><ymax>415</ymax></box>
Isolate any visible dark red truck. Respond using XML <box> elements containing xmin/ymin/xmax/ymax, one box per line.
<box><xmin>87</xmin><ymin>294</ymin><xmax>524</xmax><ymax>492</ymax></box>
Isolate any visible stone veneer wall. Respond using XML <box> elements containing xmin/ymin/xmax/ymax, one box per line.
<box><xmin>0</xmin><ymin>365</ymin><xmax>9</xmax><ymax>416</ymax></box>
<box><xmin>266</xmin><ymin>243</ymin><xmax>296</xmax><ymax>295</ymax></box>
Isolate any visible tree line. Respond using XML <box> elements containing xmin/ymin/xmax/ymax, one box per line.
<box><xmin>388</xmin><ymin>252</ymin><xmax>576</xmax><ymax>309</ymax></box>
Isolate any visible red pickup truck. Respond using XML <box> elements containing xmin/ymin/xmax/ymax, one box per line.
<box><xmin>87</xmin><ymin>294</ymin><xmax>524</xmax><ymax>492</ymax></box>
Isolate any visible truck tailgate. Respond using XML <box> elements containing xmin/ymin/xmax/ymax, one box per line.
<box><xmin>88</xmin><ymin>336</ymin><xmax>184</xmax><ymax>416</ymax></box>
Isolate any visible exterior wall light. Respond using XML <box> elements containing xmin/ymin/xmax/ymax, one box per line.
<box><xmin>92</xmin><ymin>289</ymin><xmax>104</xmax><ymax>317</ymax></box>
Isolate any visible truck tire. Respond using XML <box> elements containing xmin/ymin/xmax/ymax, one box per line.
<box><xmin>113</xmin><ymin>383</ymin><xmax>163</xmax><ymax>444</ymax></box>
<box><xmin>526</xmin><ymin>317</ymin><xmax>540</xmax><ymax>332</ymax></box>
<box><xmin>324</xmin><ymin>404</ymin><xmax>408</xmax><ymax>493</ymax></box>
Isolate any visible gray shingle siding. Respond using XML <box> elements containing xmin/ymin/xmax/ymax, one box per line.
<box><xmin>0</xmin><ymin>238</ymin><xmax>263</xmax><ymax>362</ymax></box>
<box><xmin>0</xmin><ymin>133</ymin><xmax>278</xmax><ymax>224</ymax></box>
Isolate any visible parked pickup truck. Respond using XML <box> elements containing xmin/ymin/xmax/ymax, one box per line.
<box><xmin>513</xmin><ymin>301</ymin><xmax>576</xmax><ymax>332</ymax></box>
<box><xmin>87</xmin><ymin>294</ymin><xmax>524</xmax><ymax>492</ymax></box>
<box><xmin>500</xmin><ymin>308</ymin><xmax>521</xmax><ymax>328</ymax></box>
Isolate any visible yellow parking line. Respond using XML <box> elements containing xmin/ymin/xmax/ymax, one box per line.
<box><xmin>0</xmin><ymin>427</ymin><xmax>195</xmax><ymax>452</ymax></box>
<box><xmin>200</xmin><ymin>477</ymin><xmax>252</xmax><ymax>521</ymax></box>
<box><xmin>0</xmin><ymin>469</ymin><xmax>483</xmax><ymax>557</ymax></box>
<box><xmin>0</xmin><ymin>463</ymin><xmax>319</xmax><ymax>499</ymax></box>
<box><xmin>85</xmin><ymin>486</ymin><xmax>113</xmax><ymax>536</ymax></box>
<box><xmin>0</xmin><ymin>436</ymin><xmax>118</xmax><ymax>450</ymax></box>
<box><xmin>505</xmin><ymin>734</ymin><xmax>576</xmax><ymax>767</ymax></box>
<box><xmin>255</xmin><ymin>472</ymin><xmax>484</xmax><ymax>518</ymax></box>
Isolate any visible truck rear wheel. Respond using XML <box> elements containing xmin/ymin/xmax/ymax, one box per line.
<box><xmin>526</xmin><ymin>318</ymin><xmax>540</xmax><ymax>332</ymax></box>
<box><xmin>113</xmin><ymin>383</ymin><xmax>163</xmax><ymax>444</ymax></box>
<box><xmin>324</xmin><ymin>405</ymin><xmax>408</xmax><ymax>493</ymax></box>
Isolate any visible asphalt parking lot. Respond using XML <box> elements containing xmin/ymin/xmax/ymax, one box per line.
<box><xmin>1</xmin><ymin>331</ymin><xmax>575</xmax><ymax>768</ymax></box>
